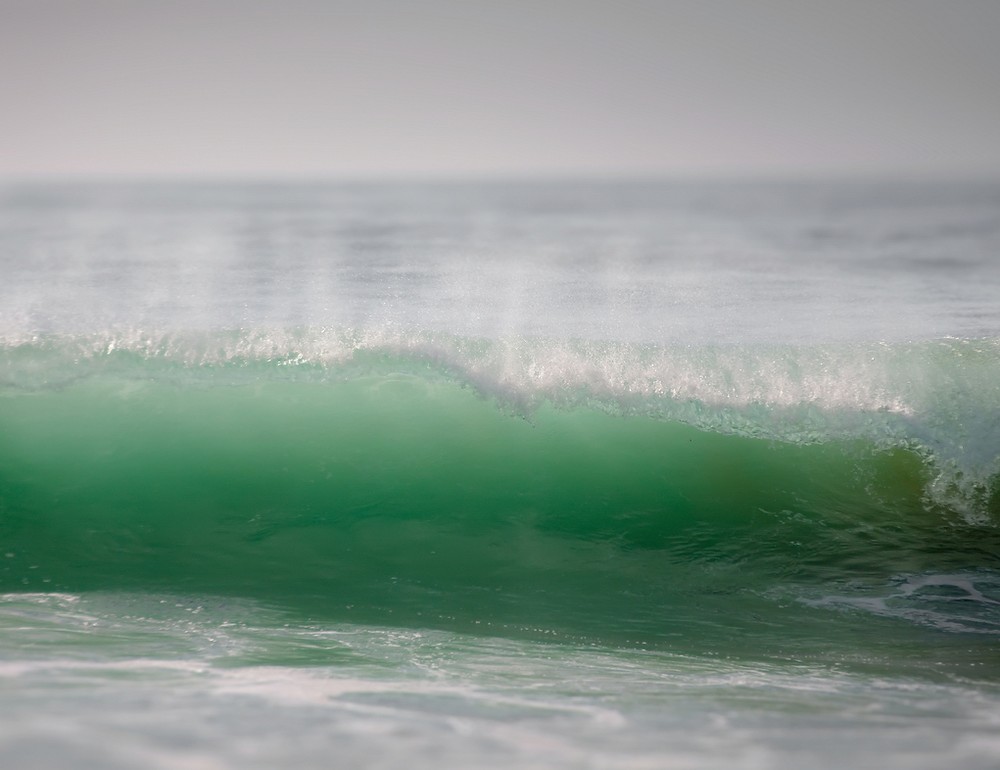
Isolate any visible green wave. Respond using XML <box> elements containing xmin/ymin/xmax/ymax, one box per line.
<box><xmin>2</xmin><ymin>370</ymin><xmax>998</xmax><ymax>650</ymax></box>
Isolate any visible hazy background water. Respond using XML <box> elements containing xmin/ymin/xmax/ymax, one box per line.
<box><xmin>3</xmin><ymin>180</ymin><xmax>1000</xmax><ymax>344</ymax></box>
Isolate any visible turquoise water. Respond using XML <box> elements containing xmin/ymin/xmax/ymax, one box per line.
<box><xmin>2</xmin><ymin>181</ymin><xmax>999</xmax><ymax>768</ymax></box>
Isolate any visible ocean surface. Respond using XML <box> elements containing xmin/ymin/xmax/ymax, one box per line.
<box><xmin>1</xmin><ymin>179</ymin><xmax>999</xmax><ymax>769</ymax></box>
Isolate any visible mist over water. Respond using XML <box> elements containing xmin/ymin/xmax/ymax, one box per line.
<box><xmin>3</xmin><ymin>179</ymin><xmax>1000</xmax><ymax>342</ymax></box>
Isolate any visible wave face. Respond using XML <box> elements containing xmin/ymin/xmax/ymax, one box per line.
<box><xmin>2</xmin><ymin>332</ymin><xmax>998</xmax><ymax>651</ymax></box>
<box><xmin>2</xmin><ymin>180</ymin><xmax>1000</xmax><ymax>654</ymax></box>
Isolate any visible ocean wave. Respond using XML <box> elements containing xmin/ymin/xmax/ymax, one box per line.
<box><xmin>3</xmin><ymin>328</ymin><xmax>998</xmax><ymax>516</ymax></box>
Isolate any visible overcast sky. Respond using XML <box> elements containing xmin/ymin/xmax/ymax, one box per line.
<box><xmin>2</xmin><ymin>0</ymin><xmax>999</xmax><ymax>178</ymax></box>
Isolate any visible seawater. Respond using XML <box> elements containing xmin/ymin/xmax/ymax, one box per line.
<box><xmin>1</xmin><ymin>180</ymin><xmax>999</xmax><ymax>769</ymax></box>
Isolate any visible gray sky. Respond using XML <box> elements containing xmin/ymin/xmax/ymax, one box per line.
<box><xmin>2</xmin><ymin>0</ymin><xmax>999</xmax><ymax>178</ymax></box>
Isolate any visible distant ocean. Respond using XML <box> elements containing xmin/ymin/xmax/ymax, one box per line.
<box><xmin>2</xmin><ymin>180</ymin><xmax>999</xmax><ymax>769</ymax></box>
